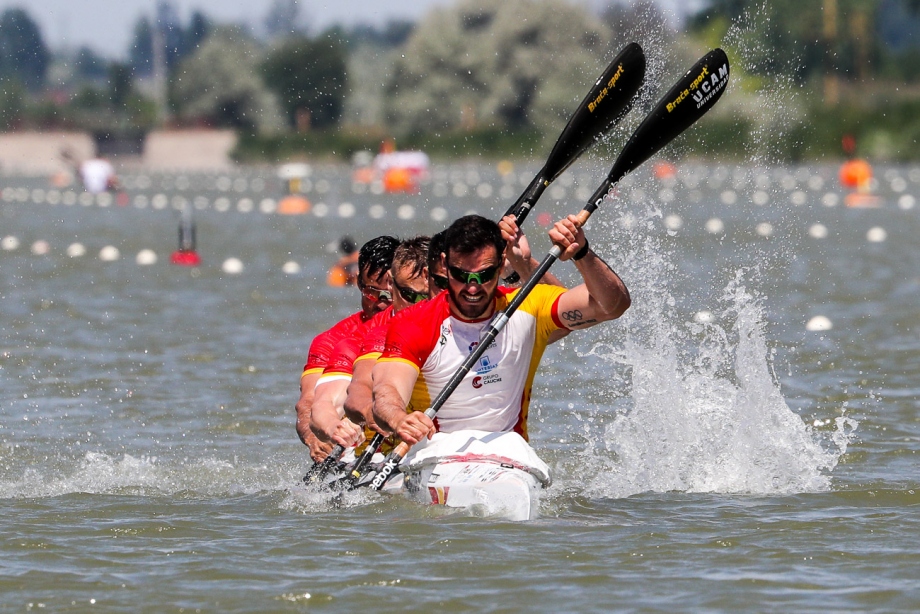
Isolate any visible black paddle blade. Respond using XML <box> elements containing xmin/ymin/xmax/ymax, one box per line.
<box><xmin>504</xmin><ymin>42</ymin><xmax>646</xmax><ymax>223</ymax></box>
<box><xmin>603</xmin><ymin>48</ymin><xmax>730</xmax><ymax>194</ymax></box>
<box><xmin>543</xmin><ymin>41</ymin><xmax>646</xmax><ymax>182</ymax></box>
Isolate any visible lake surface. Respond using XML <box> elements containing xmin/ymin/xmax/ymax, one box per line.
<box><xmin>2</xmin><ymin>159</ymin><xmax>919</xmax><ymax>611</ymax></box>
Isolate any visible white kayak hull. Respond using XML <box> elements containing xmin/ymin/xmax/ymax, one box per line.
<box><xmin>383</xmin><ymin>430</ymin><xmax>551</xmax><ymax>522</ymax></box>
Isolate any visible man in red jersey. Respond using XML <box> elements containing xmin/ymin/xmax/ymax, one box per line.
<box><xmin>295</xmin><ymin>235</ymin><xmax>398</xmax><ymax>462</ymax></box>
<box><xmin>372</xmin><ymin>213</ymin><xmax>630</xmax><ymax>446</ymax></box>
<box><xmin>310</xmin><ymin>236</ymin><xmax>432</xmax><ymax>448</ymax></box>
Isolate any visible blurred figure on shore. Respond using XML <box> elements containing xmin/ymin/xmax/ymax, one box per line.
<box><xmin>78</xmin><ymin>156</ymin><xmax>119</xmax><ymax>193</ymax></box>
<box><xmin>327</xmin><ymin>236</ymin><xmax>360</xmax><ymax>286</ymax></box>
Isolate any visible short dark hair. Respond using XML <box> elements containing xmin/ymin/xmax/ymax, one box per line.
<box><xmin>392</xmin><ymin>236</ymin><xmax>430</xmax><ymax>279</ymax></box>
<box><xmin>359</xmin><ymin>236</ymin><xmax>399</xmax><ymax>280</ymax></box>
<box><xmin>428</xmin><ymin>230</ymin><xmax>447</xmax><ymax>271</ymax></box>
<box><xmin>443</xmin><ymin>215</ymin><xmax>504</xmax><ymax>263</ymax></box>
<box><xmin>339</xmin><ymin>236</ymin><xmax>357</xmax><ymax>254</ymax></box>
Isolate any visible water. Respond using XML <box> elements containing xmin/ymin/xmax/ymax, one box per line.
<box><xmin>2</xmin><ymin>159</ymin><xmax>919</xmax><ymax>611</ymax></box>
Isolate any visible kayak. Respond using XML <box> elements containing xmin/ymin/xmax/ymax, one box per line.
<box><xmin>380</xmin><ymin>430</ymin><xmax>551</xmax><ymax>522</ymax></box>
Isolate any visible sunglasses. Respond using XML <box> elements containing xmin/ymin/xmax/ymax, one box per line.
<box><xmin>447</xmin><ymin>263</ymin><xmax>501</xmax><ymax>285</ymax></box>
<box><xmin>394</xmin><ymin>280</ymin><xmax>429</xmax><ymax>304</ymax></box>
<box><xmin>359</xmin><ymin>283</ymin><xmax>392</xmax><ymax>302</ymax></box>
<box><xmin>431</xmin><ymin>273</ymin><xmax>449</xmax><ymax>290</ymax></box>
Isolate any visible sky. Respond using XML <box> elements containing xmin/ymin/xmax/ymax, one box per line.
<box><xmin>0</xmin><ymin>0</ymin><xmax>699</xmax><ymax>59</ymax></box>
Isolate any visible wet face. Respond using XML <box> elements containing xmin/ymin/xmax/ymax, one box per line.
<box><xmin>358</xmin><ymin>267</ymin><xmax>392</xmax><ymax>317</ymax></box>
<box><xmin>443</xmin><ymin>245</ymin><xmax>501</xmax><ymax>320</ymax></box>
<box><xmin>391</xmin><ymin>263</ymin><xmax>429</xmax><ymax>312</ymax></box>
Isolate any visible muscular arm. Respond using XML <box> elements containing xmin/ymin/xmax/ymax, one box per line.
<box><xmin>295</xmin><ymin>372</ymin><xmax>333</xmax><ymax>462</ymax></box>
<box><xmin>309</xmin><ymin>378</ymin><xmax>349</xmax><ymax>440</ymax></box>
<box><xmin>344</xmin><ymin>358</ymin><xmax>375</xmax><ymax>427</ymax></box>
<box><xmin>371</xmin><ymin>360</ymin><xmax>435</xmax><ymax>445</ymax></box>
<box><xmin>551</xmin><ymin>215</ymin><xmax>631</xmax><ymax>328</ymax></box>
<box><xmin>311</xmin><ymin>377</ymin><xmax>365</xmax><ymax>449</ymax></box>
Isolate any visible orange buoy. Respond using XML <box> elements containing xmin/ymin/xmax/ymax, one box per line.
<box><xmin>278</xmin><ymin>195</ymin><xmax>311</xmax><ymax>215</ymax></box>
<box><xmin>839</xmin><ymin>159</ymin><xmax>872</xmax><ymax>190</ymax></box>
<box><xmin>382</xmin><ymin>167</ymin><xmax>417</xmax><ymax>193</ymax></box>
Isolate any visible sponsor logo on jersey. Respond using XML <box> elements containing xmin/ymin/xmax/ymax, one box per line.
<box><xmin>475</xmin><ymin>354</ymin><xmax>497</xmax><ymax>374</ymax></box>
<box><xmin>472</xmin><ymin>372</ymin><xmax>502</xmax><ymax>389</ymax></box>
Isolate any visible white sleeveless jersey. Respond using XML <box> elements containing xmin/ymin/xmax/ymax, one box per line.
<box><xmin>379</xmin><ymin>285</ymin><xmax>565</xmax><ymax>440</ymax></box>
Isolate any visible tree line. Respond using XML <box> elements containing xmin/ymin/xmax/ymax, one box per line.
<box><xmin>2</xmin><ymin>0</ymin><xmax>920</xmax><ymax>161</ymax></box>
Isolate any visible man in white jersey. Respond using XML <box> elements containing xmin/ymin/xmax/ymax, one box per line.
<box><xmin>371</xmin><ymin>213</ymin><xmax>630</xmax><ymax>446</ymax></box>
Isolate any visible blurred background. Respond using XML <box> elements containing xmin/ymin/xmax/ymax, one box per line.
<box><xmin>0</xmin><ymin>0</ymin><xmax>917</xmax><ymax>176</ymax></box>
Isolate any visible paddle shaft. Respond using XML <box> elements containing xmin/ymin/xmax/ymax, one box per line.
<box><xmin>368</xmin><ymin>49</ymin><xmax>731</xmax><ymax>491</ymax></box>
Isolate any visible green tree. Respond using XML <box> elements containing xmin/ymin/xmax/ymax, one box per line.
<box><xmin>382</xmin><ymin>0</ymin><xmax>611</xmax><ymax>135</ymax></box>
<box><xmin>0</xmin><ymin>77</ymin><xmax>24</xmax><ymax>130</ymax></box>
<box><xmin>0</xmin><ymin>8</ymin><xmax>49</xmax><ymax>90</ymax></box>
<box><xmin>171</xmin><ymin>27</ymin><xmax>284</xmax><ymax>132</ymax></box>
<box><xmin>261</xmin><ymin>32</ymin><xmax>347</xmax><ymax>129</ymax></box>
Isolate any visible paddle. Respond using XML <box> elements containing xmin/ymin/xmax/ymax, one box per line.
<box><xmin>303</xmin><ymin>43</ymin><xmax>646</xmax><ymax>487</ymax></box>
<box><xmin>366</xmin><ymin>48</ymin><xmax>731</xmax><ymax>492</ymax></box>
<box><xmin>502</xmin><ymin>41</ymin><xmax>646</xmax><ymax>225</ymax></box>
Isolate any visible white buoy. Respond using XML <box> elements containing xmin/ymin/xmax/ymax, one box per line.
<box><xmin>397</xmin><ymin>204</ymin><xmax>415</xmax><ymax>220</ymax></box>
<box><xmin>752</xmin><ymin>190</ymin><xmax>769</xmax><ymax>206</ymax></box>
<box><xmin>806</xmin><ymin>315</ymin><xmax>833</xmax><ymax>331</ymax></box>
<box><xmin>2</xmin><ymin>235</ymin><xmax>20</xmax><ymax>251</ymax></box>
<box><xmin>136</xmin><ymin>249</ymin><xmax>157</xmax><ymax>265</ymax></box>
<box><xmin>664</xmin><ymin>214</ymin><xmax>683</xmax><ymax>231</ymax></box>
<box><xmin>808</xmin><ymin>223</ymin><xmax>828</xmax><ymax>239</ymax></box>
<box><xmin>282</xmin><ymin>261</ymin><xmax>301</xmax><ymax>275</ymax></box>
<box><xmin>430</xmin><ymin>206</ymin><xmax>448</xmax><ymax>222</ymax></box>
<box><xmin>755</xmin><ymin>222</ymin><xmax>773</xmax><ymax>237</ymax></box>
<box><xmin>369</xmin><ymin>204</ymin><xmax>386</xmax><ymax>219</ymax></box>
<box><xmin>898</xmin><ymin>194</ymin><xmax>915</xmax><ymax>210</ymax></box>
<box><xmin>237</xmin><ymin>198</ymin><xmax>254</xmax><ymax>213</ymax></box>
<box><xmin>720</xmin><ymin>190</ymin><xmax>737</xmax><ymax>205</ymax></box>
<box><xmin>705</xmin><ymin>218</ymin><xmax>725</xmax><ymax>235</ymax></box>
<box><xmin>312</xmin><ymin>203</ymin><xmax>329</xmax><ymax>217</ymax></box>
<box><xmin>67</xmin><ymin>243</ymin><xmax>86</xmax><ymax>258</ymax></box>
<box><xmin>214</xmin><ymin>197</ymin><xmax>231</xmax><ymax>212</ymax></box>
<box><xmin>259</xmin><ymin>198</ymin><xmax>277</xmax><ymax>214</ymax></box>
<box><xmin>31</xmin><ymin>240</ymin><xmax>50</xmax><ymax>255</ymax></box>
<box><xmin>452</xmin><ymin>183</ymin><xmax>469</xmax><ymax>198</ymax></box>
<box><xmin>337</xmin><ymin>202</ymin><xmax>356</xmax><ymax>218</ymax></box>
<box><xmin>99</xmin><ymin>246</ymin><xmax>121</xmax><ymax>261</ymax></box>
<box><xmin>476</xmin><ymin>183</ymin><xmax>494</xmax><ymax>198</ymax></box>
<box><xmin>790</xmin><ymin>190</ymin><xmax>807</xmax><ymax>206</ymax></box>
<box><xmin>867</xmin><ymin>227</ymin><xmax>887</xmax><ymax>243</ymax></box>
<box><xmin>222</xmin><ymin>258</ymin><xmax>244</xmax><ymax>274</ymax></box>
<box><xmin>152</xmin><ymin>194</ymin><xmax>168</xmax><ymax>209</ymax></box>
<box><xmin>821</xmin><ymin>193</ymin><xmax>839</xmax><ymax>207</ymax></box>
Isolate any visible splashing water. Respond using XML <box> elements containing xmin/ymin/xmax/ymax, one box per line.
<box><xmin>567</xmin><ymin>199</ymin><xmax>857</xmax><ymax>501</ymax></box>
